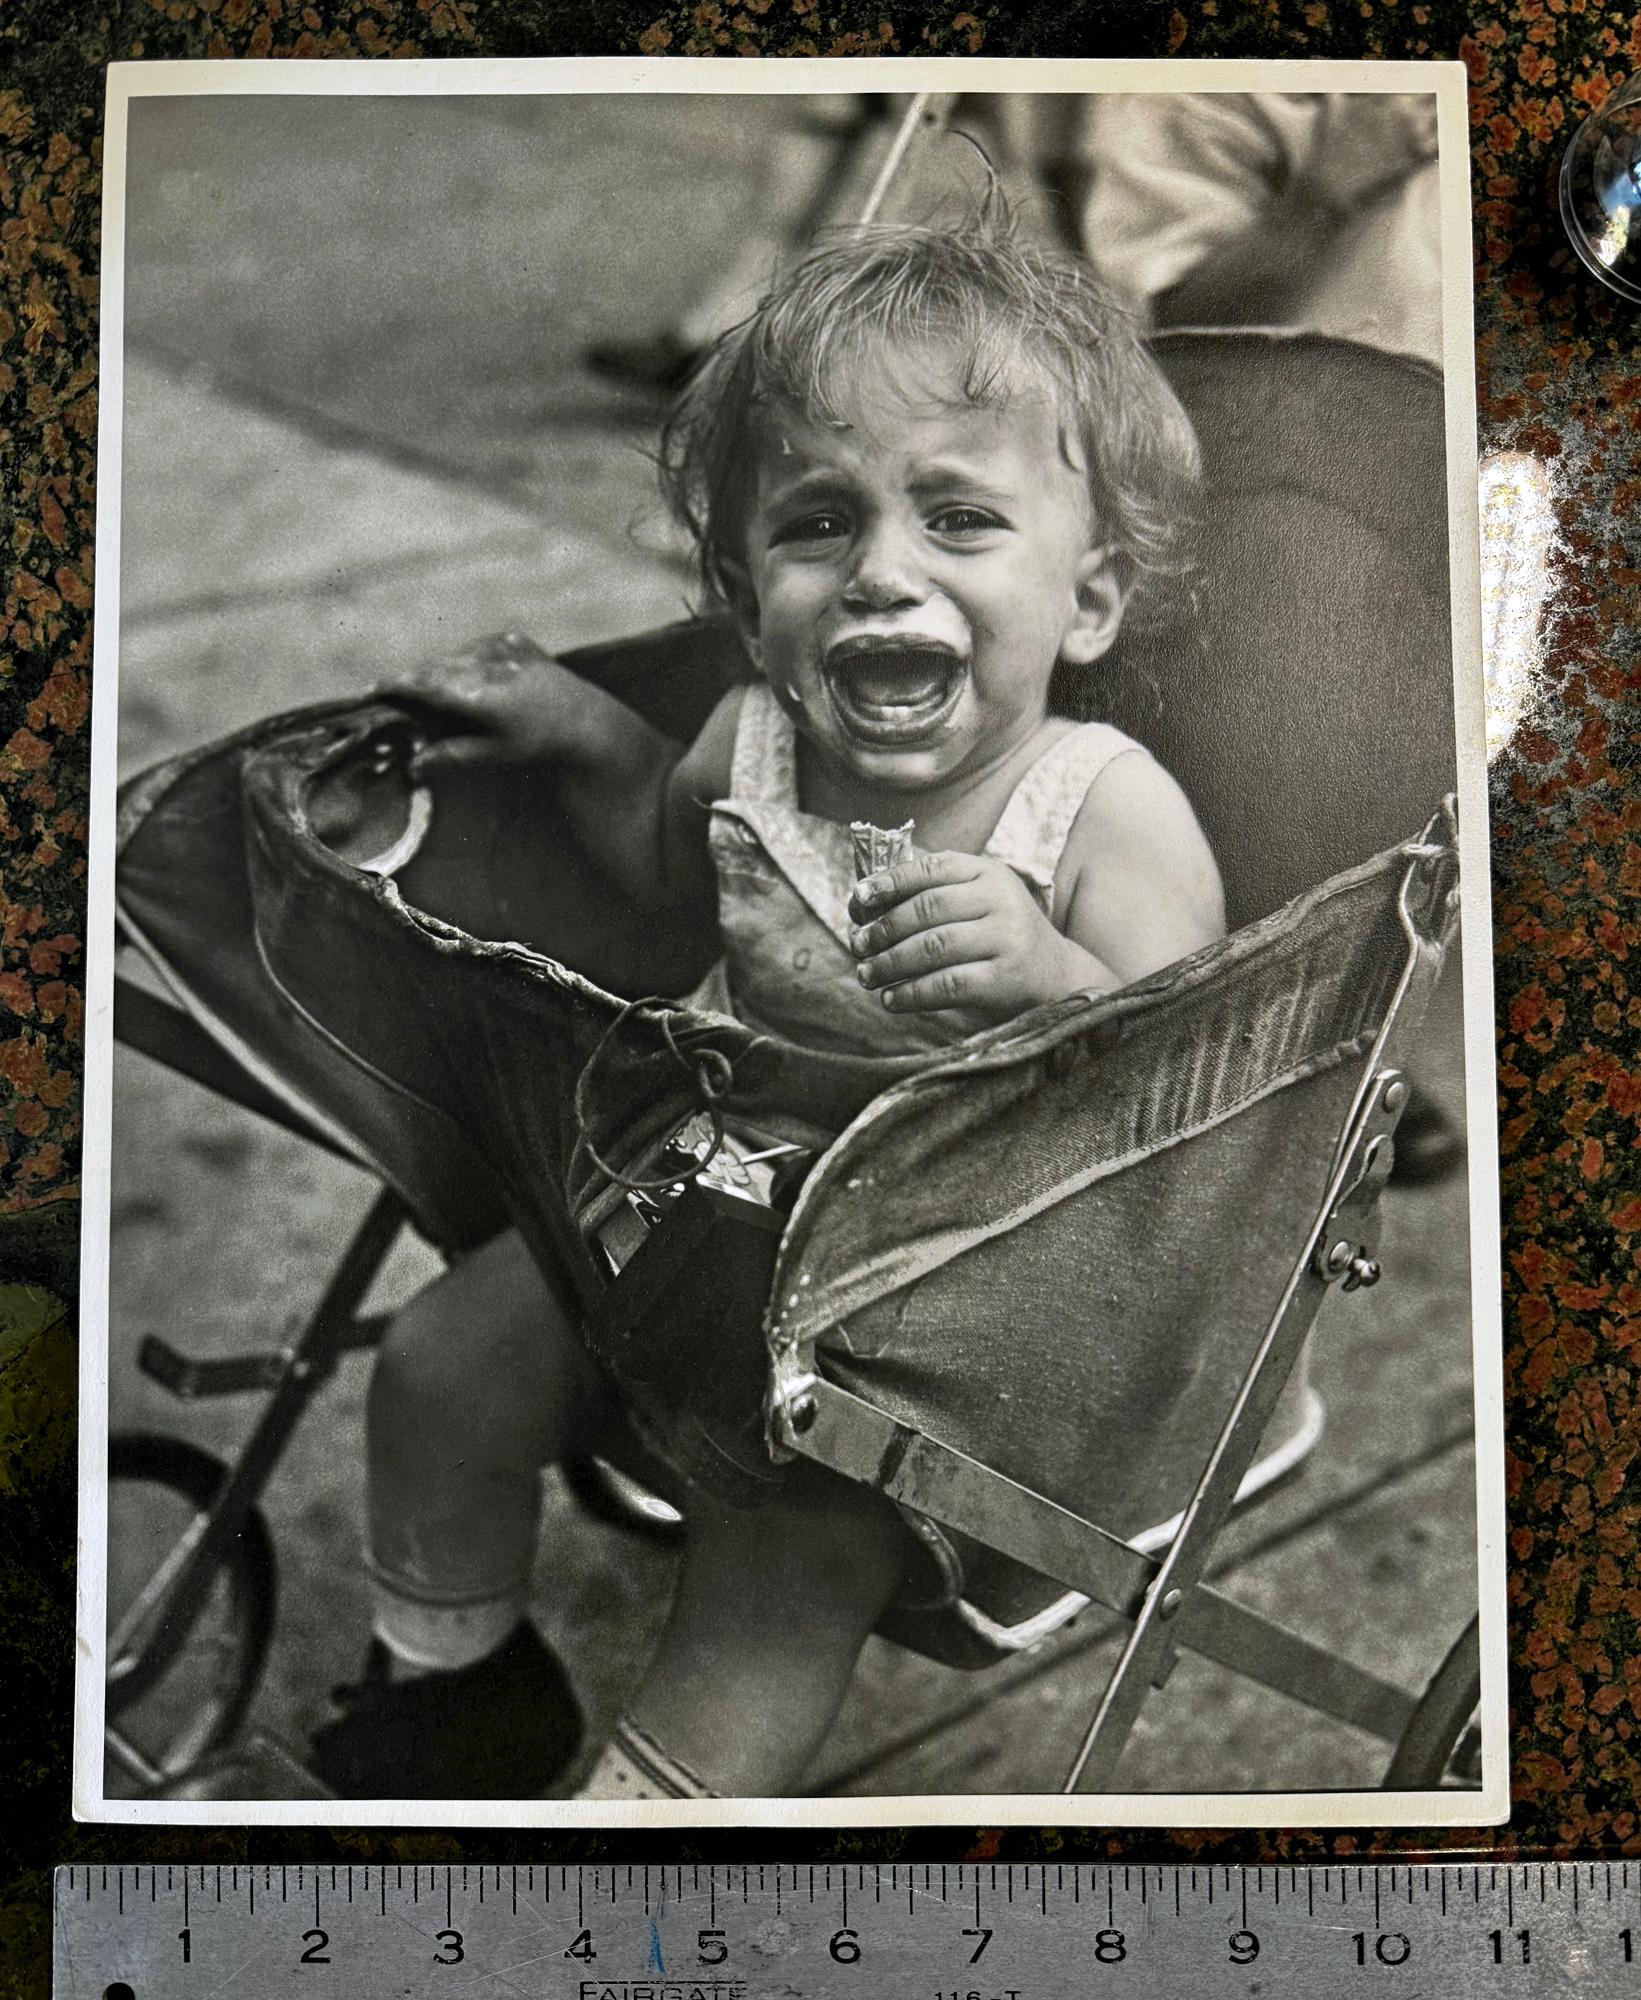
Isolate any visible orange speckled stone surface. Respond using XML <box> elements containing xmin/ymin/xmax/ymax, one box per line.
<box><xmin>3</xmin><ymin>0</ymin><xmax>1638</xmax><ymax>1988</ymax></box>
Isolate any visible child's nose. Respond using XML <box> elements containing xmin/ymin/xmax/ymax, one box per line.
<box><xmin>843</xmin><ymin>520</ymin><xmax>927</xmax><ymax>610</ymax></box>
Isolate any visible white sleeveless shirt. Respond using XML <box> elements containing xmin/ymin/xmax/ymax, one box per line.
<box><xmin>686</xmin><ymin>682</ymin><xmax>1148</xmax><ymax>1055</ymax></box>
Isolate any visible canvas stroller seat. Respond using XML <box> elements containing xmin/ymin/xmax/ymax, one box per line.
<box><xmin>114</xmin><ymin>331</ymin><xmax>1471</xmax><ymax>1765</ymax></box>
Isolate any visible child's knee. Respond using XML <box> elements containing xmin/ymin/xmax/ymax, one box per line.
<box><xmin>370</xmin><ymin>1269</ymin><xmax>497</xmax><ymax>1428</ymax></box>
<box><xmin>789</xmin><ymin>1474</ymin><xmax>909</xmax><ymax>1612</ymax></box>
<box><xmin>685</xmin><ymin>1468</ymin><xmax>910</xmax><ymax>1634</ymax></box>
<box><xmin>368</xmin><ymin>1228</ymin><xmax>603</xmax><ymax>1460</ymax></box>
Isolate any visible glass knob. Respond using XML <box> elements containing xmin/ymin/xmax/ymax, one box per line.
<box><xmin>1560</xmin><ymin>77</ymin><xmax>1641</xmax><ymax>303</ymax></box>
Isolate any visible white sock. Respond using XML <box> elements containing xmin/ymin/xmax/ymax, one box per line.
<box><xmin>369</xmin><ymin>1585</ymin><xmax>524</xmax><ymax>1679</ymax></box>
<box><xmin>574</xmin><ymin>1718</ymin><xmax>717</xmax><ymax>1799</ymax></box>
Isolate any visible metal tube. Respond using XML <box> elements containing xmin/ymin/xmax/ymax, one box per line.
<box><xmin>854</xmin><ymin>94</ymin><xmax>955</xmax><ymax>231</ymax></box>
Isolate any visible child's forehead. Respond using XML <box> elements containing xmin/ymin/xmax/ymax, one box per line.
<box><xmin>750</xmin><ymin>343</ymin><xmax>1078</xmax><ymax>479</ymax></box>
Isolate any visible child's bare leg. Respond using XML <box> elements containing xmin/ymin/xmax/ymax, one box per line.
<box><xmin>312</xmin><ymin>1226</ymin><xmax>609</xmax><ymax>1797</ymax></box>
<box><xmin>365</xmin><ymin>1225</ymin><xmax>609</xmax><ymax>1656</ymax></box>
<box><xmin>579</xmin><ymin>1463</ymin><xmax>912</xmax><ymax>1797</ymax></box>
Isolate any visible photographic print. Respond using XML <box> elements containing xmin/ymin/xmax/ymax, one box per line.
<box><xmin>78</xmin><ymin>57</ymin><xmax>1506</xmax><ymax>1826</ymax></box>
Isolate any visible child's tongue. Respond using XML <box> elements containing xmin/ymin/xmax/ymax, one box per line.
<box><xmin>835</xmin><ymin>646</ymin><xmax>955</xmax><ymax>713</ymax></box>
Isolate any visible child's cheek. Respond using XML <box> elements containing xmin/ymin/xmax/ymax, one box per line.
<box><xmin>753</xmin><ymin>584</ymin><xmax>820</xmax><ymax>712</ymax></box>
<box><xmin>768</xmin><ymin>676</ymin><xmax>805</xmax><ymax>727</ymax></box>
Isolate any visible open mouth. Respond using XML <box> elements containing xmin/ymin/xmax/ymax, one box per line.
<box><xmin>823</xmin><ymin>640</ymin><xmax>967</xmax><ymax>746</ymax></box>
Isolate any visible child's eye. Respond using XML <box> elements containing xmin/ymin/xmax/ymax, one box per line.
<box><xmin>931</xmin><ymin>505</ymin><xmax>1005</xmax><ymax>536</ymax></box>
<box><xmin>770</xmin><ymin>511</ymin><xmax>849</xmax><ymax>547</ymax></box>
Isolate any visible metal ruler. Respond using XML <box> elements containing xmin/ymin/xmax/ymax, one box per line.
<box><xmin>53</xmin><ymin>1863</ymin><xmax>1641</xmax><ymax>1998</ymax></box>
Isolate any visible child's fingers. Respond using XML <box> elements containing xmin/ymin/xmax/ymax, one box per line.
<box><xmin>871</xmin><ymin>958</ymin><xmax>994</xmax><ymax>1015</ymax></box>
<box><xmin>848</xmin><ymin>850</ymin><xmax>982</xmax><ymax>922</ymax></box>
<box><xmin>378</xmin><ymin>633</ymin><xmax>555</xmax><ymax>709</ymax></box>
<box><xmin>407</xmin><ymin>732</ymin><xmax>515</xmax><ymax>778</ymax></box>
<box><xmin>856</xmin><ymin>918</ymin><xmax>992</xmax><ymax>992</ymax></box>
<box><xmin>388</xmin><ymin>683</ymin><xmax>511</xmax><ymax>729</ymax></box>
<box><xmin>849</xmin><ymin>879</ymin><xmax>991</xmax><ymax>958</ymax></box>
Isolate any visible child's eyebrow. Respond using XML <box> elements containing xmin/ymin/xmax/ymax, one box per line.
<box><xmin>908</xmin><ymin>457</ymin><xmax>1016</xmax><ymax>498</ymax></box>
<box><xmin>758</xmin><ymin>463</ymin><xmax>852</xmax><ymax>506</ymax></box>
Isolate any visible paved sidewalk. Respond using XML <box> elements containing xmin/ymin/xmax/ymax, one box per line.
<box><xmin>107</xmin><ymin>94</ymin><xmax>1482</xmax><ymax>1801</ymax></box>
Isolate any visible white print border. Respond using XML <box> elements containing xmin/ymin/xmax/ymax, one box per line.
<box><xmin>76</xmin><ymin>54</ymin><xmax>1507</xmax><ymax>1830</ymax></box>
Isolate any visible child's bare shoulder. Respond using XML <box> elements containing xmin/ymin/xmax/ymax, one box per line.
<box><xmin>670</xmin><ymin>683</ymin><xmax>744</xmax><ymax>810</ymax></box>
<box><xmin>1059</xmin><ymin>743</ymin><xmax>1226</xmax><ymax>981</ymax></box>
<box><xmin>648</xmin><ymin>684</ymin><xmax>745</xmax><ymax>920</ymax></box>
<box><xmin>661</xmin><ymin>684</ymin><xmax>745</xmax><ymax>869</ymax></box>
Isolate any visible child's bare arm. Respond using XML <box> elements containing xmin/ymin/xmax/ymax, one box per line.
<box><xmin>397</xmin><ymin>633</ymin><xmax>733</xmax><ymax>925</ymax></box>
<box><xmin>848</xmin><ymin>751</ymin><xmax>1223</xmax><ymax>1022</ymax></box>
<box><xmin>1056</xmin><ymin>749</ymin><xmax>1226</xmax><ymax>984</ymax></box>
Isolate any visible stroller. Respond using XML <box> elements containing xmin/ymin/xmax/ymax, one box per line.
<box><xmin>105</xmin><ymin>323</ymin><xmax>1485</xmax><ymax>1802</ymax></box>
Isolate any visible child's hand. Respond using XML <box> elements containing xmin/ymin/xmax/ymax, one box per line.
<box><xmin>381</xmin><ymin>632</ymin><xmax>580</xmax><ymax>778</ymax></box>
<box><xmin>848</xmin><ymin>852</ymin><xmax>1110</xmax><ymax>1024</ymax></box>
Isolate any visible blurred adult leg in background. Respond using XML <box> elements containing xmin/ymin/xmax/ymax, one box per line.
<box><xmin>1076</xmin><ymin>92</ymin><xmax>1442</xmax><ymax>365</ymax></box>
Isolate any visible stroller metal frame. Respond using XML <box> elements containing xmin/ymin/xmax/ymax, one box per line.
<box><xmin>768</xmin><ymin>828</ymin><xmax>1467</xmax><ymax>1790</ymax></box>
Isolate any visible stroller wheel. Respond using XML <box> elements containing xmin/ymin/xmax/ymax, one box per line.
<box><xmin>562</xmin><ymin>1456</ymin><xmax>685</xmax><ymax>1541</ymax></box>
<box><xmin>105</xmin><ymin>1432</ymin><xmax>278</xmax><ymax>1796</ymax></box>
<box><xmin>1382</xmin><ymin>1613</ymin><xmax>1481</xmax><ymax>1789</ymax></box>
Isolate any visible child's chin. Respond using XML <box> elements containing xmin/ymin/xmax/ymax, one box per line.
<box><xmin>832</xmin><ymin>732</ymin><xmax>964</xmax><ymax>789</ymax></box>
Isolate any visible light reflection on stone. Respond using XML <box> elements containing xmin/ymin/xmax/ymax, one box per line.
<box><xmin>1478</xmin><ymin>451</ymin><xmax>1555</xmax><ymax>762</ymax></box>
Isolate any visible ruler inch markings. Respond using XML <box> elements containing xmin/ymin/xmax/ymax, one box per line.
<box><xmin>56</xmin><ymin>1863</ymin><xmax>1641</xmax><ymax>1996</ymax></box>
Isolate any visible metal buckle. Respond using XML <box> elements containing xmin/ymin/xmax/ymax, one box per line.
<box><xmin>1313</xmin><ymin>1068</ymin><xmax>1407</xmax><ymax>1290</ymax></box>
<box><xmin>766</xmin><ymin>1349</ymin><xmax>822</xmax><ymax>1459</ymax></box>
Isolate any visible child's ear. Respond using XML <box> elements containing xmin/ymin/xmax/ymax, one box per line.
<box><xmin>1061</xmin><ymin>545</ymin><xmax>1126</xmax><ymax>666</ymax></box>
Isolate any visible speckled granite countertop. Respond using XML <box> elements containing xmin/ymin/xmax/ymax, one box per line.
<box><xmin>2</xmin><ymin>0</ymin><xmax>1637</xmax><ymax>1982</ymax></box>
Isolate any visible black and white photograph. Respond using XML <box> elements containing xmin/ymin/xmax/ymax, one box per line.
<box><xmin>79</xmin><ymin>58</ymin><xmax>1507</xmax><ymax>1825</ymax></box>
